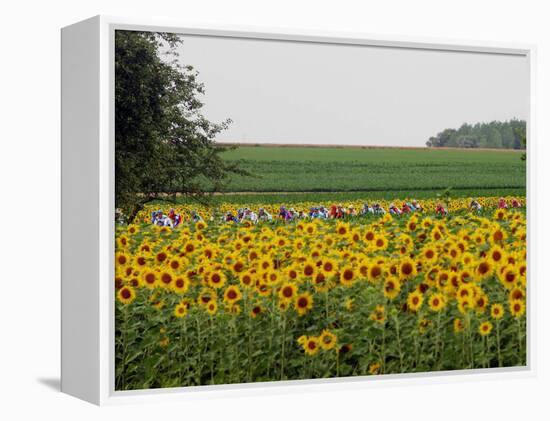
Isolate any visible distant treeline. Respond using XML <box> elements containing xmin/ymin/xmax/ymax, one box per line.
<box><xmin>426</xmin><ymin>119</ymin><xmax>526</xmax><ymax>149</ymax></box>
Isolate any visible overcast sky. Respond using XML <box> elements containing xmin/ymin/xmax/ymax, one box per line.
<box><xmin>175</xmin><ymin>35</ymin><xmax>529</xmax><ymax>147</ymax></box>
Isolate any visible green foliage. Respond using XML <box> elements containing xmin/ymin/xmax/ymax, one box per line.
<box><xmin>210</xmin><ymin>146</ymin><xmax>526</xmax><ymax>195</ymax></box>
<box><xmin>513</xmin><ymin>125</ymin><xmax>527</xmax><ymax>161</ymax></box>
<box><xmin>426</xmin><ymin>119</ymin><xmax>526</xmax><ymax>150</ymax></box>
<box><xmin>167</xmin><ymin>188</ymin><xmax>526</xmax><ymax>207</ymax></box>
<box><xmin>115</xmin><ymin>31</ymin><xmax>247</xmax><ymax>221</ymax></box>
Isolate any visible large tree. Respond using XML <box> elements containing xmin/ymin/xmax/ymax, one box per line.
<box><xmin>115</xmin><ymin>31</ymin><xmax>246</xmax><ymax>221</ymax></box>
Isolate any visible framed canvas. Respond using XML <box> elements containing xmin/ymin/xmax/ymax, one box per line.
<box><xmin>61</xmin><ymin>15</ymin><xmax>534</xmax><ymax>405</ymax></box>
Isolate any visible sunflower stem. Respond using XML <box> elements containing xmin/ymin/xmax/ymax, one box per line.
<box><xmin>209</xmin><ymin>316</ymin><xmax>215</xmax><ymax>384</ymax></box>
<box><xmin>393</xmin><ymin>314</ymin><xmax>404</xmax><ymax>373</ymax></box>
<box><xmin>435</xmin><ymin>311</ymin><xmax>442</xmax><ymax>370</ymax></box>
<box><xmin>280</xmin><ymin>312</ymin><xmax>287</xmax><ymax>380</ymax></box>
<box><xmin>496</xmin><ymin>320</ymin><xmax>502</xmax><ymax>367</ymax></box>
<box><xmin>246</xmin><ymin>293</ymin><xmax>252</xmax><ymax>382</ymax></box>
<box><xmin>336</xmin><ymin>349</ymin><xmax>340</xmax><ymax>377</ymax></box>
<box><xmin>516</xmin><ymin>317</ymin><xmax>523</xmax><ymax>365</ymax></box>
<box><xmin>325</xmin><ymin>290</ymin><xmax>329</xmax><ymax>322</ymax></box>
<box><xmin>467</xmin><ymin>312</ymin><xmax>474</xmax><ymax>368</ymax></box>
<box><xmin>120</xmin><ymin>304</ymin><xmax>129</xmax><ymax>390</ymax></box>
<box><xmin>179</xmin><ymin>318</ymin><xmax>187</xmax><ymax>385</ymax></box>
<box><xmin>461</xmin><ymin>330</ymin><xmax>466</xmax><ymax>369</ymax></box>
<box><xmin>196</xmin><ymin>316</ymin><xmax>202</xmax><ymax>384</ymax></box>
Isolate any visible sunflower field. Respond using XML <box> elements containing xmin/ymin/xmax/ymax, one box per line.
<box><xmin>115</xmin><ymin>197</ymin><xmax>527</xmax><ymax>390</ymax></box>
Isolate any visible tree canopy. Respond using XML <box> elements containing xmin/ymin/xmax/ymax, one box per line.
<box><xmin>426</xmin><ymin>119</ymin><xmax>526</xmax><ymax>150</ymax></box>
<box><xmin>115</xmin><ymin>31</ymin><xmax>246</xmax><ymax>221</ymax></box>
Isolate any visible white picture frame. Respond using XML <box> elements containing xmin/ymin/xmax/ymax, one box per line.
<box><xmin>61</xmin><ymin>15</ymin><xmax>535</xmax><ymax>405</ymax></box>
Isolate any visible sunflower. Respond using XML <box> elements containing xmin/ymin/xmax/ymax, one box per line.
<box><xmin>461</xmin><ymin>252</ymin><xmax>475</xmax><ymax>268</ymax></box>
<box><xmin>335</xmin><ymin>222</ymin><xmax>349</xmax><ymax>236</ymax></box>
<box><xmin>198</xmin><ymin>288</ymin><xmax>216</xmax><ymax>306</ymax></box>
<box><xmin>406</xmin><ymin>216</ymin><xmax>418</xmax><ymax>232</ymax></box>
<box><xmin>494</xmin><ymin>208</ymin><xmax>507</xmax><ymax>221</ymax></box>
<box><xmin>474</xmin><ymin>294</ymin><xmax>489</xmax><ymax>313</ymax></box>
<box><xmin>457</xmin><ymin>297</ymin><xmax>474</xmax><ymax>314</ymax></box>
<box><xmin>319</xmin><ymin>329</ymin><xmax>338</xmax><ymax>351</ymax></box>
<box><xmin>223</xmin><ymin>285</ymin><xmax>242</xmax><ymax>304</ymax></box>
<box><xmin>303</xmin><ymin>223</ymin><xmax>317</xmax><ymax>236</ymax></box>
<box><xmin>168</xmin><ymin>258</ymin><xmax>182</xmax><ymax>271</ymax></box>
<box><xmin>453</xmin><ymin>318</ymin><xmax>466</xmax><ymax>333</ymax></box>
<box><xmin>488</xmin><ymin>245</ymin><xmax>507</xmax><ymax>267</ymax></box>
<box><xmin>265</xmin><ymin>269</ymin><xmax>280</xmax><ymax>285</ymax></box>
<box><xmin>427</xmin><ymin>293</ymin><xmax>446</xmax><ymax>312</ymax></box>
<box><xmin>357</xmin><ymin>260</ymin><xmax>369</xmax><ymax>278</ymax></box>
<box><xmin>498</xmin><ymin>266</ymin><xmax>519</xmax><ymax>290</ymax></box>
<box><xmin>418</xmin><ymin>318</ymin><xmax>431</xmax><ymax>334</ymax></box>
<box><xmin>195</xmin><ymin>220</ymin><xmax>207</xmax><ymax>230</ymax></box>
<box><xmin>321</xmin><ymin>258</ymin><xmax>338</xmax><ymax>275</ymax></box>
<box><xmin>324</xmin><ymin>234</ymin><xmax>336</xmax><ymax>247</ymax></box>
<box><xmin>421</xmin><ymin>245</ymin><xmax>438</xmax><ymax>264</ymax></box>
<box><xmin>489</xmin><ymin>226</ymin><xmax>507</xmax><ymax>244</ymax></box>
<box><xmin>509</xmin><ymin>287</ymin><xmax>525</xmax><ymax>303</ymax></box>
<box><xmin>158</xmin><ymin>269</ymin><xmax>174</xmax><ymax>289</ymax></box>
<box><xmin>278</xmin><ymin>282</ymin><xmax>297</xmax><ymax>302</ymax></box>
<box><xmin>206</xmin><ymin>300</ymin><xmax>218</xmax><ymax>316</ymax></box>
<box><xmin>139</xmin><ymin>242</ymin><xmax>153</xmax><ymax>254</ymax></box>
<box><xmin>303</xmin><ymin>336</ymin><xmax>320</xmax><ymax>356</ymax></box>
<box><xmin>256</xmin><ymin>281</ymin><xmax>271</xmax><ymax>297</ymax></box>
<box><xmin>447</xmin><ymin>245</ymin><xmax>461</xmax><ymax>261</ymax></box>
<box><xmin>373</xmin><ymin>235</ymin><xmax>388</xmax><ymax>250</ymax></box>
<box><xmin>208</xmin><ymin>269</ymin><xmax>227</xmax><ymax>289</ymax></box>
<box><xmin>115</xmin><ymin>252</ymin><xmax>130</xmax><ymax>267</ymax></box>
<box><xmin>509</xmin><ymin>299</ymin><xmax>526</xmax><ymax>318</ymax></box>
<box><xmin>475</xmin><ymin>259</ymin><xmax>493</xmax><ymax>280</ymax></box>
<box><xmin>368</xmin><ymin>262</ymin><xmax>385</xmax><ymax>283</ymax></box>
<box><xmin>479</xmin><ymin>321</ymin><xmax>493</xmax><ymax>336</ymax></box>
<box><xmin>431</xmin><ymin>228</ymin><xmax>443</xmax><ymax>242</ymax></box>
<box><xmin>302</xmin><ymin>259</ymin><xmax>316</xmax><ymax>279</ymax></box>
<box><xmin>174</xmin><ymin>302</ymin><xmax>189</xmax><ymax>318</ymax></box>
<box><xmin>230</xmin><ymin>258</ymin><xmax>246</xmax><ymax>275</ymax></box>
<box><xmin>435</xmin><ymin>270</ymin><xmax>450</xmax><ymax>290</ymax></box>
<box><xmin>227</xmin><ymin>303</ymin><xmax>242</xmax><ymax>315</ymax></box>
<box><xmin>369</xmin><ymin>305</ymin><xmax>385</xmax><ymax>324</ymax></box>
<box><xmin>134</xmin><ymin>254</ymin><xmax>149</xmax><ymax>269</ymax></box>
<box><xmin>368</xmin><ymin>362</ymin><xmax>381</xmax><ymax>375</ymax></box>
<box><xmin>155</xmin><ymin>248</ymin><xmax>169</xmax><ymax>264</ymax></box>
<box><xmin>407</xmin><ymin>290</ymin><xmax>424</xmax><ymax>312</ymax></box>
<box><xmin>172</xmin><ymin>275</ymin><xmax>189</xmax><ymax>294</ymax></box>
<box><xmin>239</xmin><ymin>271</ymin><xmax>255</xmax><ymax>289</ymax></box>
<box><xmin>250</xmin><ymin>303</ymin><xmax>263</xmax><ymax>318</ymax></box>
<box><xmin>285</xmin><ymin>266</ymin><xmax>300</xmax><ymax>283</ymax></box>
<box><xmin>117</xmin><ymin>285</ymin><xmax>136</xmax><ymax>305</ymax></box>
<box><xmin>141</xmin><ymin>269</ymin><xmax>158</xmax><ymax>289</ymax></box>
<box><xmin>399</xmin><ymin>257</ymin><xmax>417</xmax><ymax>279</ymax></box>
<box><xmin>456</xmin><ymin>284</ymin><xmax>474</xmax><ymax>301</ymax></box>
<box><xmin>350</xmin><ymin>229</ymin><xmax>362</xmax><ymax>243</ymax></box>
<box><xmin>383</xmin><ymin>277</ymin><xmax>401</xmax><ymax>300</ymax></box>
<box><xmin>339</xmin><ymin>265</ymin><xmax>356</xmax><ymax>287</ymax></box>
<box><xmin>278</xmin><ymin>300</ymin><xmax>289</xmax><ymax>312</ymax></box>
<box><xmin>295</xmin><ymin>292</ymin><xmax>314</xmax><ymax>316</ymax></box>
<box><xmin>490</xmin><ymin>303</ymin><xmax>504</xmax><ymax>320</ymax></box>
<box><xmin>363</xmin><ymin>227</ymin><xmax>376</xmax><ymax>243</ymax></box>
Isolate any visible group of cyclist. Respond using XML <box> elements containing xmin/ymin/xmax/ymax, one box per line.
<box><xmin>148</xmin><ymin>197</ymin><xmax>522</xmax><ymax>228</ymax></box>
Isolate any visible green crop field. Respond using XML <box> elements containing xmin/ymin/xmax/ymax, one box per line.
<box><xmin>213</xmin><ymin>145</ymin><xmax>526</xmax><ymax>198</ymax></box>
